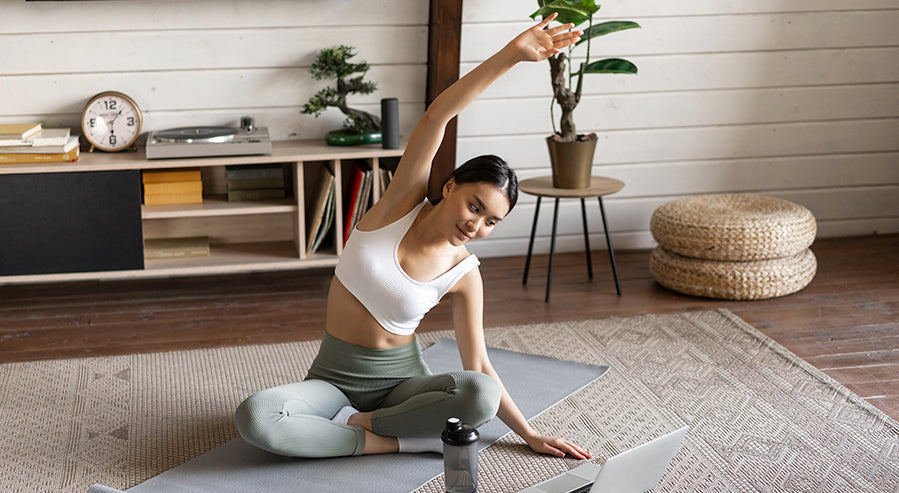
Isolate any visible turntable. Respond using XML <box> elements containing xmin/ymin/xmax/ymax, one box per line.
<box><xmin>145</xmin><ymin>119</ymin><xmax>272</xmax><ymax>159</ymax></box>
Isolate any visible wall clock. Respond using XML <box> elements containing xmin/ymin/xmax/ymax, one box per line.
<box><xmin>81</xmin><ymin>91</ymin><xmax>143</xmax><ymax>152</ymax></box>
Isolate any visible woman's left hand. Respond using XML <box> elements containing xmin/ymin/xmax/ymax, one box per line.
<box><xmin>524</xmin><ymin>433</ymin><xmax>592</xmax><ymax>460</ymax></box>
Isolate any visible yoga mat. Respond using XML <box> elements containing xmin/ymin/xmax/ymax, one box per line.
<box><xmin>89</xmin><ymin>338</ymin><xmax>608</xmax><ymax>493</ymax></box>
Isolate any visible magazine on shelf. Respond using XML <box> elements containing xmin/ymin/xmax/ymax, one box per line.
<box><xmin>305</xmin><ymin>166</ymin><xmax>335</xmax><ymax>256</ymax></box>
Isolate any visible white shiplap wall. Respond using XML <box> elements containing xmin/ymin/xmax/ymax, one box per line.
<box><xmin>0</xmin><ymin>1</ymin><xmax>429</xmax><ymax>143</ymax></box>
<box><xmin>1</xmin><ymin>1</ymin><xmax>897</xmax><ymax>260</ymax></box>
<box><xmin>458</xmin><ymin>0</ymin><xmax>899</xmax><ymax>258</ymax></box>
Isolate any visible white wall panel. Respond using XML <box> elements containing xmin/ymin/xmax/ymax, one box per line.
<box><xmin>467</xmin><ymin>48</ymin><xmax>899</xmax><ymax>100</ymax></box>
<box><xmin>461</xmin><ymin>11</ymin><xmax>899</xmax><ymax>60</ymax></box>
<box><xmin>0</xmin><ymin>66</ymin><xmax>426</xmax><ymax>115</ymax></box>
<box><xmin>460</xmin><ymin>84</ymin><xmax>899</xmax><ymax>135</ymax></box>
<box><xmin>458</xmin><ymin>120</ymin><xmax>899</xmax><ymax>168</ymax></box>
<box><xmin>463</xmin><ymin>0</ymin><xmax>898</xmax><ymax>20</ymax></box>
<box><xmin>1</xmin><ymin>1</ymin><xmax>428</xmax><ymax>32</ymax></box>
<box><xmin>2</xmin><ymin>27</ymin><xmax>428</xmax><ymax>75</ymax></box>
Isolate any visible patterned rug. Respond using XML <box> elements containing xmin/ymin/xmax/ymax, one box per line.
<box><xmin>1</xmin><ymin>309</ymin><xmax>897</xmax><ymax>492</ymax></box>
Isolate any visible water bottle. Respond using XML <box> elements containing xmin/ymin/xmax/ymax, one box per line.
<box><xmin>442</xmin><ymin>417</ymin><xmax>479</xmax><ymax>493</ymax></box>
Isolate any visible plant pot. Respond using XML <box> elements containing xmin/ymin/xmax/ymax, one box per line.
<box><xmin>325</xmin><ymin>130</ymin><xmax>382</xmax><ymax>146</ymax></box>
<box><xmin>546</xmin><ymin>136</ymin><xmax>597</xmax><ymax>189</ymax></box>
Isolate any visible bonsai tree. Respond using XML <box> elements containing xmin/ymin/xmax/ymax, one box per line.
<box><xmin>302</xmin><ymin>45</ymin><xmax>381</xmax><ymax>135</ymax></box>
<box><xmin>530</xmin><ymin>1</ymin><xmax>641</xmax><ymax>143</ymax></box>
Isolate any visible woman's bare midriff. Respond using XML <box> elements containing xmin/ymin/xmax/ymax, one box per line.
<box><xmin>324</xmin><ymin>277</ymin><xmax>416</xmax><ymax>349</ymax></box>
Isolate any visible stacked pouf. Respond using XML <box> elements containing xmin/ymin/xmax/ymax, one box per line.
<box><xmin>649</xmin><ymin>194</ymin><xmax>817</xmax><ymax>300</ymax></box>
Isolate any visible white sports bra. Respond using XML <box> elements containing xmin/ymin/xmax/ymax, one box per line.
<box><xmin>334</xmin><ymin>200</ymin><xmax>480</xmax><ymax>336</ymax></box>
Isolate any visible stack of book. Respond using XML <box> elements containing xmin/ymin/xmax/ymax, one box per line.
<box><xmin>0</xmin><ymin>123</ymin><xmax>80</xmax><ymax>164</ymax></box>
<box><xmin>141</xmin><ymin>169</ymin><xmax>203</xmax><ymax>205</ymax></box>
<box><xmin>225</xmin><ymin>165</ymin><xmax>287</xmax><ymax>201</ymax></box>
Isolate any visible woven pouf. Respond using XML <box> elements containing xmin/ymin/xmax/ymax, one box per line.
<box><xmin>649</xmin><ymin>246</ymin><xmax>817</xmax><ymax>300</ymax></box>
<box><xmin>650</xmin><ymin>194</ymin><xmax>816</xmax><ymax>261</ymax></box>
<box><xmin>649</xmin><ymin>194</ymin><xmax>817</xmax><ymax>300</ymax></box>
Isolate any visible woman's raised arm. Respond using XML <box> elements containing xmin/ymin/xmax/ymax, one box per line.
<box><xmin>363</xmin><ymin>14</ymin><xmax>582</xmax><ymax>224</ymax></box>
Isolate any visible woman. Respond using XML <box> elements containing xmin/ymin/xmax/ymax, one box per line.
<box><xmin>236</xmin><ymin>14</ymin><xmax>590</xmax><ymax>460</ymax></box>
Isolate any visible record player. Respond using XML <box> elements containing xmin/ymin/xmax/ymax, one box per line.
<box><xmin>145</xmin><ymin>117</ymin><xmax>272</xmax><ymax>159</ymax></box>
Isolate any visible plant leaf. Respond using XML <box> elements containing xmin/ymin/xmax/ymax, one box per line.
<box><xmin>530</xmin><ymin>0</ymin><xmax>600</xmax><ymax>26</ymax></box>
<box><xmin>583</xmin><ymin>58</ymin><xmax>638</xmax><ymax>74</ymax></box>
<box><xmin>576</xmin><ymin>21</ymin><xmax>641</xmax><ymax>46</ymax></box>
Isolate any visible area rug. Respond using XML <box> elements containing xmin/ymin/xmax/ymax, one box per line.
<box><xmin>1</xmin><ymin>310</ymin><xmax>897</xmax><ymax>492</ymax></box>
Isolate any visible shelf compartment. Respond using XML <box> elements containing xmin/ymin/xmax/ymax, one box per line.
<box><xmin>142</xmin><ymin>196</ymin><xmax>297</xmax><ymax>219</ymax></box>
<box><xmin>143</xmin><ymin>211</ymin><xmax>295</xmax><ymax>246</ymax></box>
<box><xmin>143</xmin><ymin>240</ymin><xmax>339</xmax><ymax>277</ymax></box>
<box><xmin>144</xmin><ymin>241</ymin><xmax>332</xmax><ymax>270</ymax></box>
<box><xmin>0</xmin><ymin>242</ymin><xmax>338</xmax><ymax>284</ymax></box>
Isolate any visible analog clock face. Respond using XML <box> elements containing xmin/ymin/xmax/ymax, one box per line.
<box><xmin>81</xmin><ymin>92</ymin><xmax>143</xmax><ymax>152</ymax></box>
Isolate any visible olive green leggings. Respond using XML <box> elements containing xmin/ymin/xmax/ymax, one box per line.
<box><xmin>235</xmin><ymin>332</ymin><xmax>502</xmax><ymax>458</ymax></box>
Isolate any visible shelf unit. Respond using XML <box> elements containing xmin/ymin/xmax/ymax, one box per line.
<box><xmin>0</xmin><ymin>140</ymin><xmax>404</xmax><ymax>284</ymax></box>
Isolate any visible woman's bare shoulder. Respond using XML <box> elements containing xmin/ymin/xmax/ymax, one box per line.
<box><xmin>355</xmin><ymin>194</ymin><xmax>426</xmax><ymax>231</ymax></box>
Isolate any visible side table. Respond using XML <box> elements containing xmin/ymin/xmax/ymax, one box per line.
<box><xmin>519</xmin><ymin>175</ymin><xmax>624</xmax><ymax>302</ymax></box>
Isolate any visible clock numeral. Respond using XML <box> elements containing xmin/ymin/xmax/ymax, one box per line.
<box><xmin>89</xmin><ymin>118</ymin><xmax>96</xmax><ymax>128</ymax></box>
<box><xmin>127</xmin><ymin>117</ymin><xmax>136</xmax><ymax>126</ymax></box>
<box><xmin>103</xmin><ymin>100</ymin><xmax>118</xmax><ymax>111</ymax></box>
<box><xmin>109</xmin><ymin>135</ymin><xmax>118</xmax><ymax>146</ymax></box>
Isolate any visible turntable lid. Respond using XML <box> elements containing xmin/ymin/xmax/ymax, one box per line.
<box><xmin>154</xmin><ymin>126</ymin><xmax>237</xmax><ymax>143</ymax></box>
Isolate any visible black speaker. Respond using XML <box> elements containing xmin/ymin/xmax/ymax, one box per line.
<box><xmin>381</xmin><ymin>98</ymin><xmax>399</xmax><ymax>149</ymax></box>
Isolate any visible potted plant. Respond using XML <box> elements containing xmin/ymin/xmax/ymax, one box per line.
<box><xmin>302</xmin><ymin>45</ymin><xmax>382</xmax><ymax>146</ymax></box>
<box><xmin>530</xmin><ymin>1</ymin><xmax>641</xmax><ymax>188</ymax></box>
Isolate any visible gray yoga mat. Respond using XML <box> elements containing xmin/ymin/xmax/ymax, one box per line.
<box><xmin>89</xmin><ymin>338</ymin><xmax>608</xmax><ymax>493</ymax></box>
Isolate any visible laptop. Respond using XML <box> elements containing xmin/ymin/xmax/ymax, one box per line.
<box><xmin>518</xmin><ymin>426</ymin><xmax>689</xmax><ymax>493</ymax></box>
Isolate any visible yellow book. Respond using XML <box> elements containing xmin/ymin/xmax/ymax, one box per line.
<box><xmin>142</xmin><ymin>169</ymin><xmax>202</xmax><ymax>184</ymax></box>
<box><xmin>0</xmin><ymin>146</ymin><xmax>79</xmax><ymax>164</ymax></box>
<box><xmin>0</xmin><ymin>123</ymin><xmax>42</xmax><ymax>139</ymax></box>
<box><xmin>143</xmin><ymin>181</ymin><xmax>203</xmax><ymax>195</ymax></box>
<box><xmin>143</xmin><ymin>191</ymin><xmax>203</xmax><ymax>205</ymax></box>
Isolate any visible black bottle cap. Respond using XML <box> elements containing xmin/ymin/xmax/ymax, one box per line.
<box><xmin>441</xmin><ymin>417</ymin><xmax>479</xmax><ymax>446</ymax></box>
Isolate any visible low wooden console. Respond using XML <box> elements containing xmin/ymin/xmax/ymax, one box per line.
<box><xmin>0</xmin><ymin>140</ymin><xmax>404</xmax><ymax>284</ymax></box>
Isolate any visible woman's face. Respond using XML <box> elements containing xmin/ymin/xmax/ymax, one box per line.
<box><xmin>441</xmin><ymin>180</ymin><xmax>511</xmax><ymax>246</ymax></box>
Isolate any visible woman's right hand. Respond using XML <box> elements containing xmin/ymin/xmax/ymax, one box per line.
<box><xmin>508</xmin><ymin>12</ymin><xmax>582</xmax><ymax>63</ymax></box>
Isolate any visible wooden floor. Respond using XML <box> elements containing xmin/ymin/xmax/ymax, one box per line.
<box><xmin>1</xmin><ymin>234</ymin><xmax>897</xmax><ymax>421</ymax></box>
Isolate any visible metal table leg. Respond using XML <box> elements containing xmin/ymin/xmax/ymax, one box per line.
<box><xmin>545</xmin><ymin>198</ymin><xmax>560</xmax><ymax>302</ymax></box>
<box><xmin>598</xmin><ymin>196</ymin><xmax>621</xmax><ymax>296</ymax></box>
<box><xmin>522</xmin><ymin>196</ymin><xmax>541</xmax><ymax>285</ymax></box>
<box><xmin>580</xmin><ymin>198</ymin><xmax>593</xmax><ymax>279</ymax></box>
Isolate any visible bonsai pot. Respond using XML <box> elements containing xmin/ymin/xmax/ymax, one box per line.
<box><xmin>326</xmin><ymin>130</ymin><xmax>382</xmax><ymax>147</ymax></box>
<box><xmin>546</xmin><ymin>135</ymin><xmax>597</xmax><ymax>189</ymax></box>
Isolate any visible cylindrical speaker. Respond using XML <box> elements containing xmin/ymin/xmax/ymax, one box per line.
<box><xmin>381</xmin><ymin>98</ymin><xmax>399</xmax><ymax>149</ymax></box>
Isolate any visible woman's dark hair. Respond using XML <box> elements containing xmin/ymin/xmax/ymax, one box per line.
<box><xmin>437</xmin><ymin>154</ymin><xmax>518</xmax><ymax>213</ymax></box>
